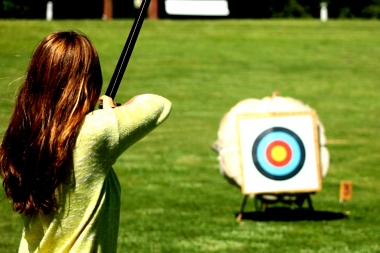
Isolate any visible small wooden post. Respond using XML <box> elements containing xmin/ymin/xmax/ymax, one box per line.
<box><xmin>320</xmin><ymin>2</ymin><xmax>328</xmax><ymax>22</ymax></box>
<box><xmin>46</xmin><ymin>1</ymin><xmax>53</xmax><ymax>21</ymax></box>
<box><xmin>103</xmin><ymin>0</ymin><xmax>113</xmax><ymax>20</ymax></box>
<box><xmin>340</xmin><ymin>181</ymin><xmax>353</xmax><ymax>201</ymax></box>
<box><xmin>340</xmin><ymin>180</ymin><xmax>353</xmax><ymax>215</ymax></box>
<box><xmin>148</xmin><ymin>0</ymin><xmax>159</xmax><ymax>19</ymax></box>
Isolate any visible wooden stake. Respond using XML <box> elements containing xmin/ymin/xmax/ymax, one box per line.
<box><xmin>339</xmin><ymin>180</ymin><xmax>353</xmax><ymax>215</ymax></box>
<box><xmin>148</xmin><ymin>0</ymin><xmax>159</xmax><ymax>19</ymax></box>
<box><xmin>340</xmin><ymin>181</ymin><xmax>353</xmax><ymax>201</ymax></box>
<box><xmin>102</xmin><ymin>0</ymin><xmax>113</xmax><ymax>20</ymax></box>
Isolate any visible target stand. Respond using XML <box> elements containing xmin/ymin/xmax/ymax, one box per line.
<box><xmin>236</xmin><ymin>193</ymin><xmax>315</xmax><ymax>221</ymax></box>
<box><xmin>236</xmin><ymin>111</ymin><xmax>322</xmax><ymax>221</ymax></box>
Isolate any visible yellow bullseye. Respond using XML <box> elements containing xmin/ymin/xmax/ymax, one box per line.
<box><xmin>271</xmin><ymin>145</ymin><xmax>288</xmax><ymax>162</ymax></box>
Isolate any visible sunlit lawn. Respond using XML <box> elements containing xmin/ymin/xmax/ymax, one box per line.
<box><xmin>1</xmin><ymin>19</ymin><xmax>380</xmax><ymax>252</ymax></box>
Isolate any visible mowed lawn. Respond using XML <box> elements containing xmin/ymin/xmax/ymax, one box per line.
<box><xmin>1</xmin><ymin>19</ymin><xmax>380</xmax><ymax>252</ymax></box>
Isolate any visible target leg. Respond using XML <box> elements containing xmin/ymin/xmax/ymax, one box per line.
<box><xmin>254</xmin><ymin>196</ymin><xmax>262</xmax><ymax>211</ymax></box>
<box><xmin>306</xmin><ymin>194</ymin><xmax>314</xmax><ymax>211</ymax></box>
<box><xmin>236</xmin><ymin>195</ymin><xmax>248</xmax><ymax>222</ymax></box>
<box><xmin>294</xmin><ymin>194</ymin><xmax>306</xmax><ymax>209</ymax></box>
<box><xmin>263</xmin><ymin>202</ymin><xmax>268</xmax><ymax>211</ymax></box>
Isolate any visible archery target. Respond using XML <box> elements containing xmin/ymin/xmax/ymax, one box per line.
<box><xmin>238</xmin><ymin>112</ymin><xmax>322</xmax><ymax>195</ymax></box>
<box><xmin>252</xmin><ymin>127</ymin><xmax>305</xmax><ymax>181</ymax></box>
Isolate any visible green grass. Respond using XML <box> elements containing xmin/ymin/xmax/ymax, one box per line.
<box><xmin>1</xmin><ymin>19</ymin><xmax>380</xmax><ymax>252</ymax></box>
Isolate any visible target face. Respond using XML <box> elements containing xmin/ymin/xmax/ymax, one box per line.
<box><xmin>252</xmin><ymin>127</ymin><xmax>305</xmax><ymax>180</ymax></box>
<box><xmin>237</xmin><ymin>112</ymin><xmax>322</xmax><ymax>195</ymax></box>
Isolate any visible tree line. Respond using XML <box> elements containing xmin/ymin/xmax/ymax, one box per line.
<box><xmin>1</xmin><ymin>0</ymin><xmax>380</xmax><ymax>19</ymax></box>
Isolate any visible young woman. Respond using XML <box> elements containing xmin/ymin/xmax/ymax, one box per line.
<box><xmin>0</xmin><ymin>31</ymin><xmax>171</xmax><ymax>252</ymax></box>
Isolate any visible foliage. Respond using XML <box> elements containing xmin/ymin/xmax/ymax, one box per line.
<box><xmin>2</xmin><ymin>0</ymin><xmax>380</xmax><ymax>19</ymax></box>
<box><xmin>1</xmin><ymin>19</ymin><xmax>380</xmax><ymax>252</ymax></box>
<box><xmin>362</xmin><ymin>4</ymin><xmax>380</xmax><ymax>18</ymax></box>
<box><xmin>0</xmin><ymin>0</ymin><xmax>133</xmax><ymax>19</ymax></box>
<box><xmin>227</xmin><ymin>0</ymin><xmax>380</xmax><ymax>19</ymax></box>
<box><xmin>1</xmin><ymin>0</ymin><xmax>29</xmax><ymax>18</ymax></box>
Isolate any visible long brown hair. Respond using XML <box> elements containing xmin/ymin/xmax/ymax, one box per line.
<box><xmin>0</xmin><ymin>31</ymin><xmax>103</xmax><ymax>216</ymax></box>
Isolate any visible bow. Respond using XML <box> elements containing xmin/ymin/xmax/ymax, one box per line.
<box><xmin>100</xmin><ymin>0</ymin><xmax>152</xmax><ymax>108</ymax></box>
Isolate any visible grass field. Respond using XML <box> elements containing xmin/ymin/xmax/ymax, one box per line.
<box><xmin>1</xmin><ymin>19</ymin><xmax>380</xmax><ymax>252</ymax></box>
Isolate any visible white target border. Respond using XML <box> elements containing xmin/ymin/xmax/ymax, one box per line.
<box><xmin>237</xmin><ymin>111</ymin><xmax>322</xmax><ymax>195</ymax></box>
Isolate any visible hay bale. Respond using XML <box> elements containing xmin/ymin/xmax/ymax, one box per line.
<box><xmin>213</xmin><ymin>93</ymin><xmax>330</xmax><ymax>187</ymax></box>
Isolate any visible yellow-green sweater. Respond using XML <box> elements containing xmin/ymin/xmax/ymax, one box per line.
<box><xmin>18</xmin><ymin>94</ymin><xmax>172</xmax><ymax>253</ymax></box>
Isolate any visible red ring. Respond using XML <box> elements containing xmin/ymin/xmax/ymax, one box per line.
<box><xmin>265</xmin><ymin>140</ymin><xmax>292</xmax><ymax>167</ymax></box>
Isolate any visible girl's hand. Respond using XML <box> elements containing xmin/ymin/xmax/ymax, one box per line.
<box><xmin>99</xmin><ymin>95</ymin><xmax>117</xmax><ymax>109</ymax></box>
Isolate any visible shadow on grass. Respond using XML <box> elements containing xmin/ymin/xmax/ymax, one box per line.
<box><xmin>236</xmin><ymin>207</ymin><xmax>346</xmax><ymax>222</ymax></box>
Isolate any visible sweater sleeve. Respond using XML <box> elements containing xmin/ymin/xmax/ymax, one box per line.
<box><xmin>75</xmin><ymin>94</ymin><xmax>171</xmax><ymax>169</ymax></box>
<box><xmin>111</xmin><ymin>94</ymin><xmax>172</xmax><ymax>158</ymax></box>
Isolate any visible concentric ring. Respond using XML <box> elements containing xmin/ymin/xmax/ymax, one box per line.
<box><xmin>265</xmin><ymin>140</ymin><xmax>292</xmax><ymax>167</ymax></box>
<box><xmin>252</xmin><ymin>127</ymin><xmax>305</xmax><ymax>180</ymax></box>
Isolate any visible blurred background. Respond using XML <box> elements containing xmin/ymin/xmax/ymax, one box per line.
<box><xmin>1</xmin><ymin>0</ymin><xmax>380</xmax><ymax>19</ymax></box>
<box><xmin>1</xmin><ymin>1</ymin><xmax>380</xmax><ymax>252</ymax></box>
